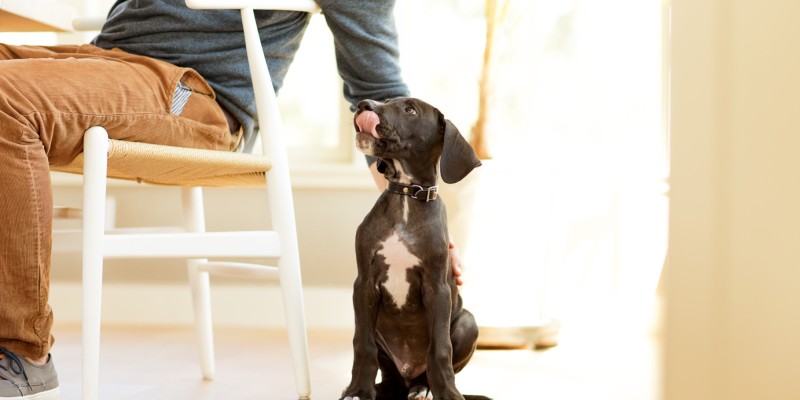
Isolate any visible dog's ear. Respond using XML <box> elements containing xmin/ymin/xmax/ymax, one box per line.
<box><xmin>377</xmin><ymin>158</ymin><xmax>397</xmax><ymax>178</ymax></box>
<box><xmin>376</xmin><ymin>158</ymin><xmax>388</xmax><ymax>174</ymax></box>
<box><xmin>440</xmin><ymin>119</ymin><xmax>482</xmax><ymax>184</ymax></box>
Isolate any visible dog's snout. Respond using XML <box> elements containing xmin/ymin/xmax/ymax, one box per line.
<box><xmin>357</xmin><ymin>100</ymin><xmax>378</xmax><ymax>112</ymax></box>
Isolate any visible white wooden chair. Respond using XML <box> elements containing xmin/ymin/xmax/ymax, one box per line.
<box><xmin>50</xmin><ymin>1</ymin><xmax>320</xmax><ymax>399</ymax></box>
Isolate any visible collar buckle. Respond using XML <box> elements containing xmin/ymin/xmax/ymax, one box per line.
<box><xmin>410</xmin><ymin>184</ymin><xmax>439</xmax><ymax>202</ymax></box>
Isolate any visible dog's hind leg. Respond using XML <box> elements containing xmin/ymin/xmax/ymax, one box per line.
<box><xmin>451</xmin><ymin>309</ymin><xmax>479</xmax><ymax>373</ymax></box>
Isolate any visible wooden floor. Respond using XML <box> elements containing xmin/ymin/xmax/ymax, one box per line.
<box><xmin>50</xmin><ymin>322</ymin><xmax>661</xmax><ymax>400</ymax></box>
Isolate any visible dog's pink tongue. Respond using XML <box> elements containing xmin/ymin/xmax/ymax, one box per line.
<box><xmin>355</xmin><ymin>111</ymin><xmax>380</xmax><ymax>139</ymax></box>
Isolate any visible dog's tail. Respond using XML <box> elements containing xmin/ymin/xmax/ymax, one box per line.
<box><xmin>463</xmin><ymin>395</ymin><xmax>493</xmax><ymax>400</ymax></box>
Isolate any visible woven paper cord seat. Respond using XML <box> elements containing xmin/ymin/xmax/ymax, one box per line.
<box><xmin>51</xmin><ymin>139</ymin><xmax>271</xmax><ymax>187</ymax></box>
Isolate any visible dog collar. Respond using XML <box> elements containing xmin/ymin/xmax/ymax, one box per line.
<box><xmin>386</xmin><ymin>181</ymin><xmax>439</xmax><ymax>202</ymax></box>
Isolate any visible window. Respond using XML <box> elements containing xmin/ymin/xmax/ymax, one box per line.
<box><xmin>279</xmin><ymin>0</ymin><xmax>487</xmax><ymax>167</ymax></box>
<box><xmin>280</xmin><ymin>0</ymin><xmax>668</xmax><ymax>178</ymax></box>
<box><xmin>279</xmin><ymin>15</ymin><xmax>350</xmax><ymax>165</ymax></box>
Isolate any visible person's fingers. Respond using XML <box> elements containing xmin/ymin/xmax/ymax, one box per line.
<box><xmin>449</xmin><ymin>239</ymin><xmax>464</xmax><ymax>286</ymax></box>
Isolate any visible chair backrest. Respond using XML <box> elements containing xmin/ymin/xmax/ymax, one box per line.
<box><xmin>186</xmin><ymin>0</ymin><xmax>321</xmax><ymax>158</ymax></box>
<box><xmin>181</xmin><ymin>1</ymin><xmax>323</xmax><ymax>267</ymax></box>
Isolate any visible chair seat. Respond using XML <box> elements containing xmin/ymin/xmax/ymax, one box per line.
<box><xmin>51</xmin><ymin>139</ymin><xmax>271</xmax><ymax>187</ymax></box>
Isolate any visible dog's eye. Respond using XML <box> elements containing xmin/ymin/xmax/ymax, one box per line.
<box><xmin>404</xmin><ymin>106</ymin><xmax>417</xmax><ymax>115</ymax></box>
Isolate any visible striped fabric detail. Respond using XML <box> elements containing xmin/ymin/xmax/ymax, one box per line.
<box><xmin>171</xmin><ymin>81</ymin><xmax>192</xmax><ymax>116</ymax></box>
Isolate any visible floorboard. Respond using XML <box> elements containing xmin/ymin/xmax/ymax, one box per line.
<box><xmin>50</xmin><ymin>322</ymin><xmax>660</xmax><ymax>399</ymax></box>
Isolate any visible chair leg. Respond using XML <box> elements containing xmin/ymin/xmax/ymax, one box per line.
<box><xmin>267</xmin><ymin>178</ymin><xmax>311</xmax><ymax>399</ymax></box>
<box><xmin>81</xmin><ymin>127</ymin><xmax>110</xmax><ymax>400</ymax></box>
<box><xmin>241</xmin><ymin>7</ymin><xmax>311</xmax><ymax>396</ymax></box>
<box><xmin>278</xmin><ymin>250</ymin><xmax>311</xmax><ymax>400</ymax></box>
<box><xmin>182</xmin><ymin>187</ymin><xmax>215</xmax><ymax>380</ymax></box>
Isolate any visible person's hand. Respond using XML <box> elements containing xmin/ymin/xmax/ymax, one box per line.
<box><xmin>449</xmin><ymin>239</ymin><xmax>464</xmax><ymax>286</ymax></box>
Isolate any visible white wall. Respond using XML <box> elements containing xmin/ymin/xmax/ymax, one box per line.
<box><xmin>665</xmin><ymin>0</ymin><xmax>800</xmax><ymax>398</ymax></box>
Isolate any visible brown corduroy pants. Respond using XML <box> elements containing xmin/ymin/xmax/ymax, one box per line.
<box><xmin>0</xmin><ymin>43</ymin><xmax>236</xmax><ymax>359</ymax></box>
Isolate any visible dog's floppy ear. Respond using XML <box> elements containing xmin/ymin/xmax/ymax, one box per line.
<box><xmin>376</xmin><ymin>158</ymin><xmax>397</xmax><ymax>178</ymax></box>
<box><xmin>376</xmin><ymin>158</ymin><xmax>389</xmax><ymax>174</ymax></box>
<box><xmin>440</xmin><ymin>119</ymin><xmax>482</xmax><ymax>184</ymax></box>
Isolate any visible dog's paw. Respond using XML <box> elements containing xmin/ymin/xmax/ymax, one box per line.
<box><xmin>341</xmin><ymin>396</ymin><xmax>372</xmax><ymax>400</ymax></box>
<box><xmin>407</xmin><ymin>385</ymin><xmax>433</xmax><ymax>400</ymax></box>
<box><xmin>340</xmin><ymin>388</ymin><xmax>375</xmax><ymax>400</ymax></box>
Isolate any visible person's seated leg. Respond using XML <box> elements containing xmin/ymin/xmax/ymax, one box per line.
<box><xmin>0</xmin><ymin>43</ymin><xmax>238</xmax><ymax>399</ymax></box>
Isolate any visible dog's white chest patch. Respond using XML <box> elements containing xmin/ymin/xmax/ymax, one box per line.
<box><xmin>377</xmin><ymin>232</ymin><xmax>420</xmax><ymax>308</ymax></box>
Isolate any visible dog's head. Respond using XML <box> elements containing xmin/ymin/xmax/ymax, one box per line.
<box><xmin>354</xmin><ymin>97</ymin><xmax>481</xmax><ymax>184</ymax></box>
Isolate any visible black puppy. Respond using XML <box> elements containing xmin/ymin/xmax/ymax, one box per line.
<box><xmin>341</xmin><ymin>98</ymin><xmax>486</xmax><ymax>400</ymax></box>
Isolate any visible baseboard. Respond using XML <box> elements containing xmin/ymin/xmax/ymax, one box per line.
<box><xmin>50</xmin><ymin>281</ymin><xmax>355</xmax><ymax>330</ymax></box>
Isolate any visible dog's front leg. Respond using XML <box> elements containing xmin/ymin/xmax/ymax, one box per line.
<box><xmin>424</xmin><ymin>281</ymin><xmax>464</xmax><ymax>400</ymax></box>
<box><xmin>342</xmin><ymin>274</ymin><xmax>381</xmax><ymax>400</ymax></box>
